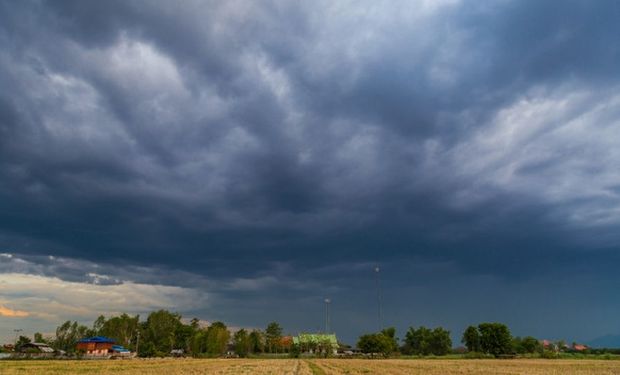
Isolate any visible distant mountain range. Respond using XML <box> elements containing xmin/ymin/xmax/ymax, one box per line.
<box><xmin>586</xmin><ymin>335</ymin><xmax>620</xmax><ymax>348</ymax></box>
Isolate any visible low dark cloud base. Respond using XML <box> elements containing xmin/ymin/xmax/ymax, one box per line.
<box><xmin>1</xmin><ymin>0</ymin><xmax>620</xmax><ymax>343</ymax></box>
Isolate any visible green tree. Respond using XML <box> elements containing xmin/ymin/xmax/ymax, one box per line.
<box><xmin>555</xmin><ymin>340</ymin><xmax>567</xmax><ymax>352</ymax></box>
<box><xmin>403</xmin><ymin>326</ymin><xmax>451</xmax><ymax>356</ymax></box>
<box><xmin>381</xmin><ymin>327</ymin><xmax>399</xmax><ymax>353</ymax></box>
<box><xmin>265</xmin><ymin>322</ymin><xmax>282</xmax><ymax>353</ymax></box>
<box><xmin>141</xmin><ymin>310</ymin><xmax>183</xmax><ymax>356</ymax></box>
<box><xmin>99</xmin><ymin>313</ymin><xmax>140</xmax><ymax>350</ymax></box>
<box><xmin>189</xmin><ymin>328</ymin><xmax>207</xmax><ymax>355</ymax></box>
<box><xmin>289</xmin><ymin>343</ymin><xmax>301</xmax><ymax>358</ymax></box>
<box><xmin>249</xmin><ymin>330</ymin><xmax>264</xmax><ymax>353</ymax></box>
<box><xmin>478</xmin><ymin>323</ymin><xmax>513</xmax><ymax>357</ymax></box>
<box><xmin>176</xmin><ymin>322</ymin><xmax>197</xmax><ymax>353</ymax></box>
<box><xmin>429</xmin><ymin>327</ymin><xmax>452</xmax><ymax>355</ymax></box>
<box><xmin>190</xmin><ymin>318</ymin><xmax>200</xmax><ymax>330</ymax></box>
<box><xmin>404</xmin><ymin>326</ymin><xmax>432</xmax><ymax>355</ymax></box>
<box><xmin>53</xmin><ymin>320</ymin><xmax>93</xmax><ymax>352</ymax></box>
<box><xmin>206</xmin><ymin>321</ymin><xmax>230</xmax><ymax>356</ymax></box>
<box><xmin>520</xmin><ymin>336</ymin><xmax>540</xmax><ymax>354</ymax></box>
<box><xmin>15</xmin><ymin>335</ymin><xmax>31</xmax><ymax>351</ymax></box>
<box><xmin>357</xmin><ymin>333</ymin><xmax>394</xmax><ymax>357</ymax></box>
<box><xmin>92</xmin><ymin>315</ymin><xmax>106</xmax><ymax>334</ymax></box>
<box><xmin>233</xmin><ymin>329</ymin><xmax>252</xmax><ymax>357</ymax></box>
<box><xmin>461</xmin><ymin>325</ymin><xmax>481</xmax><ymax>352</ymax></box>
<box><xmin>33</xmin><ymin>332</ymin><xmax>49</xmax><ymax>344</ymax></box>
<box><xmin>316</xmin><ymin>337</ymin><xmax>336</xmax><ymax>357</ymax></box>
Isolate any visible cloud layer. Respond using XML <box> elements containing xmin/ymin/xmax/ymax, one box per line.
<box><xmin>1</xmin><ymin>0</ymin><xmax>620</xmax><ymax>343</ymax></box>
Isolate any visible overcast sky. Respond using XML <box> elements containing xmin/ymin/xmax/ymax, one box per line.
<box><xmin>1</xmin><ymin>0</ymin><xmax>620</xmax><ymax>345</ymax></box>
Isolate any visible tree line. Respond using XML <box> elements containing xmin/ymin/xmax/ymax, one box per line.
<box><xmin>10</xmin><ymin>311</ymin><xmax>582</xmax><ymax>358</ymax></box>
<box><xmin>15</xmin><ymin>310</ymin><xmax>288</xmax><ymax>357</ymax></box>
<box><xmin>357</xmin><ymin>322</ymin><xmax>560</xmax><ymax>358</ymax></box>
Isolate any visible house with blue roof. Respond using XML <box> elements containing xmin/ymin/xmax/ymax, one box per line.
<box><xmin>76</xmin><ymin>336</ymin><xmax>117</xmax><ymax>356</ymax></box>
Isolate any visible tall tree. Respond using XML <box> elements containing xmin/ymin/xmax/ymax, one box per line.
<box><xmin>205</xmin><ymin>321</ymin><xmax>230</xmax><ymax>356</ymax></box>
<box><xmin>265</xmin><ymin>322</ymin><xmax>283</xmax><ymax>353</ymax></box>
<box><xmin>92</xmin><ymin>315</ymin><xmax>106</xmax><ymax>335</ymax></box>
<box><xmin>404</xmin><ymin>326</ymin><xmax>432</xmax><ymax>355</ymax></box>
<box><xmin>249</xmin><ymin>330</ymin><xmax>264</xmax><ymax>353</ymax></box>
<box><xmin>381</xmin><ymin>327</ymin><xmax>399</xmax><ymax>353</ymax></box>
<box><xmin>99</xmin><ymin>313</ymin><xmax>140</xmax><ymax>350</ymax></box>
<box><xmin>141</xmin><ymin>310</ymin><xmax>183</xmax><ymax>356</ymax></box>
<box><xmin>233</xmin><ymin>329</ymin><xmax>252</xmax><ymax>357</ymax></box>
<box><xmin>478</xmin><ymin>323</ymin><xmax>513</xmax><ymax>357</ymax></box>
<box><xmin>189</xmin><ymin>328</ymin><xmax>207</xmax><ymax>355</ymax></box>
<box><xmin>53</xmin><ymin>320</ymin><xmax>93</xmax><ymax>352</ymax></box>
<box><xmin>429</xmin><ymin>327</ymin><xmax>452</xmax><ymax>355</ymax></box>
<box><xmin>461</xmin><ymin>325</ymin><xmax>481</xmax><ymax>352</ymax></box>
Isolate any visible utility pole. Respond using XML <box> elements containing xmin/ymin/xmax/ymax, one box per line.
<box><xmin>135</xmin><ymin>330</ymin><xmax>140</xmax><ymax>357</ymax></box>
<box><xmin>324</xmin><ymin>298</ymin><xmax>331</xmax><ymax>333</ymax></box>
<box><xmin>374</xmin><ymin>266</ymin><xmax>382</xmax><ymax>332</ymax></box>
<box><xmin>13</xmin><ymin>329</ymin><xmax>22</xmax><ymax>346</ymax></box>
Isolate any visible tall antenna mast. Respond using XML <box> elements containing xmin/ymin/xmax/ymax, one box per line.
<box><xmin>324</xmin><ymin>298</ymin><xmax>331</xmax><ymax>333</ymax></box>
<box><xmin>375</xmin><ymin>266</ymin><xmax>382</xmax><ymax>331</ymax></box>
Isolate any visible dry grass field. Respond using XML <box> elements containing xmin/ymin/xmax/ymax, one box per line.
<box><xmin>311</xmin><ymin>359</ymin><xmax>620</xmax><ymax>374</ymax></box>
<box><xmin>0</xmin><ymin>359</ymin><xmax>312</xmax><ymax>375</ymax></box>
<box><xmin>3</xmin><ymin>358</ymin><xmax>620</xmax><ymax>374</ymax></box>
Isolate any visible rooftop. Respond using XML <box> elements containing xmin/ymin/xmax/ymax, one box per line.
<box><xmin>78</xmin><ymin>336</ymin><xmax>115</xmax><ymax>344</ymax></box>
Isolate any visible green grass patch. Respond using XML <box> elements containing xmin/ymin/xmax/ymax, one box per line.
<box><xmin>305</xmin><ymin>361</ymin><xmax>326</xmax><ymax>375</ymax></box>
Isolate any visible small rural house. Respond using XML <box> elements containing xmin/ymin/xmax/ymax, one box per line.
<box><xmin>76</xmin><ymin>336</ymin><xmax>115</xmax><ymax>356</ymax></box>
<box><xmin>19</xmin><ymin>342</ymin><xmax>55</xmax><ymax>355</ymax></box>
<box><xmin>573</xmin><ymin>344</ymin><xmax>589</xmax><ymax>351</ymax></box>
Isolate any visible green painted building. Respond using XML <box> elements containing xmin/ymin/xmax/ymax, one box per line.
<box><xmin>293</xmin><ymin>333</ymin><xmax>338</xmax><ymax>354</ymax></box>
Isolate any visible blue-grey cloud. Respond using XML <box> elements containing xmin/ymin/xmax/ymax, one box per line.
<box><xmin>1</xmin><ymin>0</ymin><xmax>620</xmax><ymax>344</ymax></box>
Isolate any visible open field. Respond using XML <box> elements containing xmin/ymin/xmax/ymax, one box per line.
<box><xmin>3</xmin><ymin>358</ymin><xmax>620</xmax><ymax>374</ymax></box>
<box><xmin>0</xmin><ymin>359</ymin><xmax>312</xmax><ymax>375</ymax></box>
<box><xmin>311</xmin><ymin>359</ymin><xmax>620</xmax><ymax>374</ymax></box>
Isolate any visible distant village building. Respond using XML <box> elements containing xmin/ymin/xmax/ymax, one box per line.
<box><xmin>76</xmin><ymin>336</ymin><xmax>132</xmax><ymax>357</ymax></box>
<box><xmin>293</xmin><ymin>333</ymin><xmax>338</xmax><ymax>355</ymax></box>
<box><xmin>573</xmin><ymin>343</ymin><xmax>589</xmax><ymax>351</ymax></box>
<box><xmin>18</xmin><ymin>342</ymin><xmax>55</xmax><ymax>355</ymax></box>
<box><xmin>280</xmin><ymin>336</ymin><xmax>293</xmax><ymax>352</ymax></box>
<box><xmin>541</xmin><ymin>339</ymin><xmax>558</xmax><ymax>352</ymax></box>
<box><xmin>76</xmin><ymin>336</ymin><xmax>115</xmax><ymax>356</ymax></box>
<box><xmin>110</xmin><ymin>345</ymin><xmax>132</xmax><ymax>357</ymax></box>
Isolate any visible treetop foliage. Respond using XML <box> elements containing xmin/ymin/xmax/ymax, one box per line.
<box><xmin>34</xmin><ymin>310</ymin><xmax>286</xmax><ymax>358</ymax></box>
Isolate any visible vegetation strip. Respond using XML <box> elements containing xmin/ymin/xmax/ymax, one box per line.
<box><xmin>305</xmin><ymin>360</ymin><xmax>327</xmax><ymax>375</ymax></box>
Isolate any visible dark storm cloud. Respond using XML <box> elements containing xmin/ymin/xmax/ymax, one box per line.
<box><xmin>1</xmin><ymin>0</ymin><xmax>620</xmax><ymax>342</ymax></box>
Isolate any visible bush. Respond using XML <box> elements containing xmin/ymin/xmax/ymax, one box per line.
<box><xmin>464</xmin><ymin>351</ymin><xmax>494</xmax><ymax>359</ymax></box>
<box><xmin>541</xmin><ymin>350</ymin><xmax>559</xmax><ymax>359</ymax></box>
<box><xmin>288</xmin><ymin>344</ymin><xmax>300</xmax><ymax>358</ymax></box>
